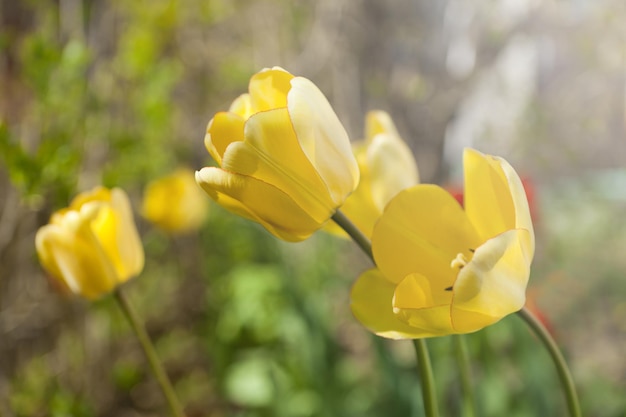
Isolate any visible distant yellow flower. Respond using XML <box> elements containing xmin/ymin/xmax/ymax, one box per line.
<box><xmin>326</xmin><ymin>110</ymin><xmax>419</xmax><ymax>238</ymax></box>
<box><xmin>351</xmin><ymin>149</ymin><xmax>534</xmax><ymax>339</ymax></box>
<box><xmin>36</xmin><ymin>187</ymin><xmax>144</xmax><ymax>300</ymax></box>
<box><xmin>195</xmin><ymin>67</ymin><xmax>359</xmax><ymax>242</ymax></box>
<box><xmin>142</xmin><ymin>168</ymin><xmax>209</xmax><ymax>233</ymax></box>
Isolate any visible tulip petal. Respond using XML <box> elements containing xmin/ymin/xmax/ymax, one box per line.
<box><xmin>463</xmin><ymin>150</ymin><xmax>516</xmax><ymax>236</ymax></box>
<box><xmin>324</xmin><ymin>142</ymin><xmax>380</xmax><ymax>238</ymax></box>
<box><xmin>365</xmin><ymin>110</ymin><xmax>401</xmax><ymax>139</ymax></box>
<box><xmin>390</xmin><ymin>273</ymin><xmax>456</xmax><ymax>337</ymax></box>
<box><xmin>36</xmin><ymin>225</ymin><xmax>69</xmax><ymax>290</ymax></box>
<box><xmin>288</xmin><ymin>77</ymin><xmax>359</xmax><ymax>205</ymax></box>
<box><xmin>206</xmin><ymin>112</ymin><xmax>246</xmax><ymax>164</ymax></box>
<box><xmin>350</xmin><ymin>269</ymin><xmax>427</xmax><ymax>339</ymax></box>
<box><xmin>367</xmin><ymin>132</ymin><xmax>419</xmax><ymax>210</ymax></box>
<box><xmin>69</xmin><ymin>186</ymin><xmax>111</xmax><ymax>210</ymax></box>
<box><xmin>222</xmin><ymin>108</ymin><xmax>334</xmax><ymax>222</ymax></box>
<box><xmin>195</xmin><ymin>167</ymin><xmax>322</xmax><ymax>241</ymax></box>
<box><xmin>451</xmin><ymin>229</ymin><xmax>531</xmax><ymax>333</ymax></box>
<box><xmin>229</xmin><ymin>94</ymin><xmax>253</xmax><ymax>119</ymax></box>
<box><xmin>248</xmin><ymin>67</ymin><xmax>293</xmax><ymax>112</ymax></box>
<box><xmin>110</xmin><ymin>188</ymin><xmax>145</xmax><ymax>280</ymax></box>
<box><xmin>373</xmin><ymin>185</ymin><xmax>481</xmax><ymax>286</ymax></box>
<box><xmin>498</xmin><ymin>159</ymin><xmax>535</xmax><ymax>259</ymax></box>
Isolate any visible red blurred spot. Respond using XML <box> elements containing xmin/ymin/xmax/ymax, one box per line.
<box><xmin>525</xmin><ymin>289</ymin><xmax>555</xmax><ymax>337</ymax></box>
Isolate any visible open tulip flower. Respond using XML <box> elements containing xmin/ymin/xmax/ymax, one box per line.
<box><xmin>196</xmin><ymin>67</ymin><xmax>359</xmax><ymax>242</ymax></box>
<box><xmin>351</xmin><ymin>148</ymin><xmax>534</xmax><ymax>339</ymax></box>
<box><xmin>36</xmin><ymin>187</ymin><xmax>144</xmax><ymax>300</ymax></box>
<box><xmin>142</xmin><ymin>168</ymin><xmax>209</xmax><ymax>233</ymax></box>
<box><xmin>326</xmin><ymin>110</ymin><xmax>419</xmax><ymax>238</ymax></box>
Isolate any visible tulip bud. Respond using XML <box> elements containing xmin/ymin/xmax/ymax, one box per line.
<box><xmin>36</xmin><ymin>187</ymin><xmax>144</xmax><ymax>299</ymax></box>
<box><xmin>326</xmin><ymin>110</ymin><xmax>419</xmax><ymax>238</ymax></box>
<box><xmin>142</xmin><ymin>168</ymin><xmax>209</xmax><ymax>233</ymax></box>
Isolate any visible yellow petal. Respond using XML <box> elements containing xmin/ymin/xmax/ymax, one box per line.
<box><xmin>325</xmin><ymin>143</ymin><xmax>379</xmax><ymax>238</ymax></box>
<box><xmin>69</xmin><ymin>186</ymin><xmax>111</xmax><ymax>210</ymax></box>
<box><xmin>393</xmin><ymin>303</ymin><xmax>455</xmax><ymax>338</ymax></box>
<box><xmin>288</xmin><ymin>76</ymin><xmax>359</xmax><ymax>205</ymax></box>
<box><xmin>367</xmin><ymin>131</ymin><xmax>419</xmax><ymax>210</ymax></box>
<box><xmin>391</xmin><ymin>273</ymin><xmax>456</xmax><ymax>337</ymax></box>
<box><xmin>497</xmin><ymin>157</ymin><xmax>535</xmax><ymax>259</ymax></box>
<box><xmin>87</xmin><ymin>203</ymin><xmax>124</xmax><ymax>276</ymax></box>
<box><xmin>248</xmin><ymin>67</ymin><xmax>294</xmax><ymax>112</ymax></box>
<box><xmin>350</xmin><ymin>269</ymin><xmax>427</xmax><ymax>339</ymax></box>
<box><xmin>365</xmin><ymin>110</ymin><xmax>401</xmax><ymax>139</ymax></box>
<box><xmin>205</xmin><ymin>112</ymin><xmax>246</xmax><ymax>164</ymax></box>
<box><xmin>464</xmin><ymin>149</ymin><xmax>513</xmax><ymax>238</ymax></box>
<box><xmin>223</xmin><ymin>108</ymin><xmax>335</xmax><ymax>222</ymax></box>
<box><xmin>195</xmin><ymin>167</ymin><xmax>322</xmax><ymax>241</ymax></box>
<box><xmin>451</xmin><ymin>229</ymin><xmax>531</xmax><ymax>333</ymax></box>
<box><xmin>393</xmin><ymin>272</ymin><xmax>436</xmax><ymax>309</ymax></box>
<box><xmin>372</xmin><ymin>184</ymin><xmax>481</xmax><ymax>285</ymax></box>
<box><xmin>228</xmin><ymin>93</ymin><xmax>253</xmax><ymax>119</ymax></box>
<box><xmin>109</xmin><ymin>188</ymin><xmax>144</xmax><ymax>280</ymax></box>
<box><xmin>36</xmin><ymin>224</ymin><xmax>70</xmax><ymax>291</ymax></box>
<box><xmin>330</xmin><ymin>183</ymin><xmax>380</xmax><ymax>238</ymax></box>
<box><xmin>74</xmin><ymin>188</ymin><xmax>143</xmax><ymax>283</ymax></box>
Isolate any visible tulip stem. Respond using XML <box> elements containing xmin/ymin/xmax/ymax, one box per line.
<box><xmin>517</xmin><ymin>307</ymin><xmax>581</xmax><ymax>417</ymax></box>
<box><xmin>332</xmin><ymin>209</ymin><xmax>438</xmax><ymax>417</ymax></box>
<box><xmin>413</xmin><ymin>339</ymin><xmax>440</xmax><ymax>417</ymax></box>
<box><xmin>114</xmin><ymin>287</ymin><xmax>186</xmax><ymax>417</ymax></box>
<box><xmin>330</xmin><ymin>210</ymin><xmax>373</xmax><ymax>260</ymax></box>
<box><xmin>453</xmin><ymin>335</ymin><xmax>477</xmax><ymax>417</ymax></box>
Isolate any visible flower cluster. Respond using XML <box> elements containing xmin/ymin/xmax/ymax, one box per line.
<box><xmin>30</xmin><ymin>66</ymin><xmax>583</xmax><ymax>417</ymax></box>
<box><xmin>36</xmin><ymin>67</ymin><xmax>534</xmax><ymax>339</ymax></box>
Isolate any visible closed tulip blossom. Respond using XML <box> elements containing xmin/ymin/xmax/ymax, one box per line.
<box><xmin>36</xmin><ymin>187</ymin><xmax>144</xmax><ymax>300</ymax></box>
<box><xmin>142</xmin><ymin>168</ymin><xmax>209</xmax><ymax>233</ymax></box>
<box><xmin>195</xmin><ymin>67</ymin><xmax>359</xmax><ymax>242</ymax></box>
<box><xmin>351</xmin><ymin>149</ymin><xmax>534</xmax><ymax>339</ymax></box>
<box><xmin>327</xmin><ymin>110</ymin><xmax>419</xmax><ymax>238</ymax></box>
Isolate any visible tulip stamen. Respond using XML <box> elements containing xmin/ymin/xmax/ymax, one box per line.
<box><xmin>450</xmin><ymin>252</ymin><xmax>469</xmax><ymax>269</ymax></box>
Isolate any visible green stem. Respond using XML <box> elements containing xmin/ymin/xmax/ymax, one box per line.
<box><xmin>114</xmin><ymin>287</ymin><xmax>186</xmax><ymax>417</ymax></box>
<box><xmin>517</xmin><ymin>307</ymin><xmax>581</xmax><ymax>417</ymax></box>
<box><xmin>453</xmin><ymin>335</ymin><xmax>477</xmax><ymax>417</ymax></box>
<box><xmin>412</xmin><ymin>339</ymin><xmax>440</xmax><ymax>417</ymax></box>
<box><xmin>331</xmin><ymin>209</ymin><xmax>438</xmax><ymax>417</ymax></box>
<box><xmin>330</xmin><ymin>210</ymin><xmax>373</xmax><ymax>260</ymax></box>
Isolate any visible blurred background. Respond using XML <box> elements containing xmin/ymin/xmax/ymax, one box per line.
<box><xmin>1</xmin><ymin>0</ymin><xmax>625</xmax><ymax>416</ymax></box>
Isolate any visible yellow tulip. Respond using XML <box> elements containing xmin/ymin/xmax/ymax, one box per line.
<box><xmin>142</xmin><ymin>168</ymin><xmax>209</xmax><ymax>233</ymax></box>
<box><xmin>36</xmin><ymin>187</ymin><xmax>145</xmax><ymax>300</ymax></box>
<box><xmin>351</xmin><ymin>148</ymin><xmax>534</xmax><ymax>339</ymax></box>
<box><xmin>326</xmin><ymin>110</ymin><xmax>419</xmax><ymax>238</ymax></box>
<box><xmin>195</xmin><ymin>67</ymin><xmax>359</xmax><ymax>242</ymax></box>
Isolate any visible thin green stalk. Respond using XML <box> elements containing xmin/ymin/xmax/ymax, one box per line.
<box><xmin>517</xmin><ymin>307</ymin><xmax>581</xmax><ymax>417</ymax></box>
<box><xmin>114</xmin><ymin>287</ymin><xmax>186</xmax><ymax>417</ymax></box>
<box><xmin>453</xmin><ymin>335</ymin><xmax>477</xmax><ymax>417</ymax></box>
<box><xmin>331</xmin><ymin>209</ymin><xmax>438</xmax><ymax>417</ymax></box>
<box><xmin>330</xmin><ymin>210</ymin><xmax>373</xmax><ymax>260</ymax></box>
<box><xmin>412</xmin><ymin>339</ymin><xmax>440</xmax><ymax>417</ymax></box>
